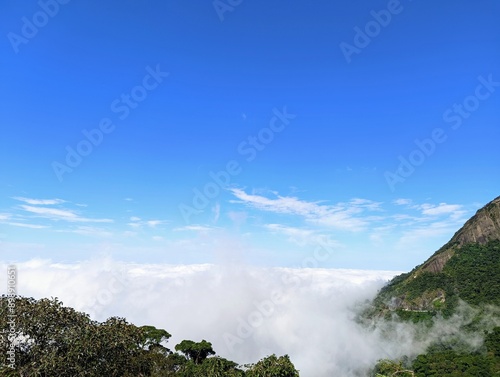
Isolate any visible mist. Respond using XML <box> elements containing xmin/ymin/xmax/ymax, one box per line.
<box><xmin>2</xmin><ymin>258</ymin><xmax>495</xmax><ymax>376</ymax></box>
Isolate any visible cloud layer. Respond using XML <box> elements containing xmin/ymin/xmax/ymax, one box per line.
<box><xmin>0</xmin><ymin>259</ymin><xmax>399</xmax><ymax>375</ymax></box>
<box><xmin>3</xmin><ymin>258</ymin><xmax>498</xmax><ymax>376</ymax></box>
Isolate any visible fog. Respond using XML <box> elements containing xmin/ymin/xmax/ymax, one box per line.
<box><xmin>2</xmin><ymin>258</ymin><xmax>496</xmax><ymax>376</ymax></box>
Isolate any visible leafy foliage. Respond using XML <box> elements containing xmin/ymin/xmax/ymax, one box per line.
<box><xmin>372</xmin><ymin>359</ymin><xmax>414</xmax><ymax>376</ymax></box>
<box><xmin>369</xmin><ymin>239</ymin><xmax>500</xmax><ymax>376</ymax></box>
<box><xmin>412</xmin><ymin>351</ymin><xmax>492</xmax><ymax>376</ymax></box>
<box><xmin>444</xmin><ymin>241</ymin><xmax>500</xmax><ymax>306</ymax></box>
<box><xmin>373</xmin><ymin>240</ymin><xmax>500</xmax><ymax>317</ymax></box>
<box><xmin>245</xmin><ymin>354</ymin><xmax>299</xmax><ymax>377</ymax></box>
<box><xmin>371</xmin><ymin>327</ymin><xmax>500</xmax><ymax>376</ymax></box>
<box><xmin>174</xmin><ymin>339</ymin><xmax>215</xmax><ymax>364</ymax></box>
<box><xmin>0</xmin><ymin>296</ymin><xmax>299</xmax><ymax>376</ymax></box>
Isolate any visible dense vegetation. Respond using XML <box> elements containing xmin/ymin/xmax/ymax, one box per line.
<box><xmin>373</xmin><ymin>328</ymin><xmax>500</xmax><ymax>376</ymax></box>
<box><xmin>373</xmin><ymin>240</ymin><xmax>500</xmax><ymax>318</ymax></box>
<box><xmin>0</xmin><ymin>296</ymin><xmax>299</xmax><ymax>376</ymax></box>
<box><xmin>369</xmin><ymin>239</ymin><xmax>500</xmax><ymax>376</ymax></box>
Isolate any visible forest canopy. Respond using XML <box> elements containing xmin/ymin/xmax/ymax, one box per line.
<box><xmin>0</xmin><ymin>296</ymin><xmax>299</xmax><ymax>377</ymax></box>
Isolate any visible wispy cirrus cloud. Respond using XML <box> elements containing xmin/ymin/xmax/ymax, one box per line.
<box><xmin>229</xmin><ymin>188</ymin><xmax>381</xmax><ymax>231</ymax></box>
<box><xmin>393</xmin><ymin>199</ymin><xmax>465</xmax><ymax>220</ymax></box>
<box><xmin>393</xmin><ymin>203</ymin><xmax>468</xmax><ymax>231</ymax></box>
<box><xmin>56</xmin><ymin>226</ymin><xmax>113</xmax><ymax>238</ymax></box>
<box><xmin>388</xmin><ymin>201</ymin><xmax>469</xmax><ymax>249</ymax></box>
<box><xmin>0</xmin><ymin>211</ymin><xmax>49</xmax><ymax>229</ymax></box>
<box><xmin>228</xmin><ymin>188</ymin><xmax>475</xmax><ymax>261</ymax></box>
<box><xmin>174</xmin><ymin>225</ymin><xmax>217</xmax><ymax>233</ymax></box>
<box><xmin>20</xmin><ymin>205</ymin><xmax>112</xmax><ymax>223</ymax></box>
<box><xmin>127</xmin><ymin>217</ymin><xmax>169</xmax><ymax>229</ymax></box>
<box><xmin>418</xmin><ymin>203</ymin><xmax>465</xmax><ymax>218</ymax></box>
<box><xmin>13</xmin><ymin>197</ymin><xmax>66</xmax><ymax>205</ymax></box>
<box><xmin>6</xmin><ymin>222</ymin><xmax>49</xmax><ymax>229</ymax></box>
<box><xmin>10</xmin><ymin>197</ymin><xmax>112</xmax><ymax>225</ymax></box>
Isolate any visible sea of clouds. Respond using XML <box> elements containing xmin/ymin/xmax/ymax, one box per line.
<box><xmin>1</xmin><ymin>258</ymin><xmax>496</xmax><ymax>376</ymax></box>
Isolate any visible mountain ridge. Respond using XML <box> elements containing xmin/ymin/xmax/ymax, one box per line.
<box><xmin>371</xmin><ymin>196</ymin><xmax>500</xmax><ymax>315</ymax></box>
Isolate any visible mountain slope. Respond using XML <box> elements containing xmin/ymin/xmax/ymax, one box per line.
<box><xmin>371</xmin><ymin>196</ymin><xmax>500</xmax><ymax>316</ymax></box>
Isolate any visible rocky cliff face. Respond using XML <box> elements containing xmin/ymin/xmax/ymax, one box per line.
<box><xmin>449</xmin><ymin>196</ymin><xmax>500</xmax><ymax>246</ymax></box>
<box><xmin>421</xmin><ymin>196</ymin><xmax>500</xmax><ymax>274</ymax></box>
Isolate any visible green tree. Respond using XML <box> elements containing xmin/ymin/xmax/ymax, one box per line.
<box><xmin>175</xmin><ymin>339</ymin><xmax>216</xmax><ymax>364</ymax></box>
<box><xmin>0</xmin><ymin>296</ymin><xmax>169</xmax><ymax>376</ymax></box>
<box><xmin>412</xmin><ymin>351</ymin><xmax>492</xmax><ymax>377</ymax></box>
<box><xmin>372</xmin><ymin>359</ymin><xmax>414</xmax><ymax>376</ymax></box>
<box><xmin>0</xmin><ymin>295</ymin><xmax>300</xmax><ymax>377</ymax></box>
<box><xmin>246</xmin><ymin>354</ymin><xmax>300</xmax><ymax>377</ymax></box>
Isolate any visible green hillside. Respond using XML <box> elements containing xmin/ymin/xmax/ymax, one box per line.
<box><xmin>371</xmin><ymin>196</ymin><xmax>500</xmax><ymax>318</ymax></box>
<box><xmin>373</xmin><ymin>239</ymin><xmax>500</xmax><ymax>318</ymax></box>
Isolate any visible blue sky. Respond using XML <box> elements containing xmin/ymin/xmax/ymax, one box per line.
<box><xmin>0</xmin><ymin>0</ymin><xmax>499</xmax><ymax>270</ymax></box>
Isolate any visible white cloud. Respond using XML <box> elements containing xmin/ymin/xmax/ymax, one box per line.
<box><xmin>349</xmin><ymin>198</ymin><xmax>382</xmax><ymax>210</ymax></box>
<box><xmin>393</xmin><ymin>198</ymin><xmax>412</xmax><ymax>206</ymax></box>
<box><xmin>21</xmin><ymin>205</ymin><xmax>78</xmax><ymax>219</ymax></box>
<box><xmin>230</xmin><ymin>188</ymin><xmax>321</xmax><ymax>216</ymax></box>
<box><xmin>418</xmin><ymin>203</ymin><xmax>464</xmax><ymax>217</ymax></box>
<box><xmin>228</xmin><ymin>190</ymin><xmax>475</xmax><ymax>260</ymax></box>
<box><xmin>57</xmin><ymin>226</ymin><xmax>113</xmax><ymax>238</ymax></box>
<box><xmin>15</xmin><ymin>259</ymin><xmax>488</xmax><ymax>376</ymax></box>
<box><xmin>174</xmin><ymin>225</ymin><xmax>215</xmax><ymax>233</ymax></box>
<box><xmin>4</xmin><ymin>258</ymin><xmax>404</xmax><ymax>377</ymax></box>
<box><xmin>229</xmin><ymin>189</ymin><xmax>379</xmax><ymax>232</ymax></box>
<box><xmin>13</xmin><ymin>197</ymin><xmax>66</xmax><ymax>205</ymax></box>
<box><xmin>265</xmin><ymin>224</ymin><xmax>315</xmax><ymax>239</ymax></box>
<box><xmin>146</xmin><ymin>220</ymin><xmax>166</xmax><ymax>228</ymax></box>
<box><xmin>127</xmin><ymin>217</ymin><xmax>168</xmax><ymax>229</ymax></box>
<box><xmin>396</xmin><ymin>220</ymin><xmax>462</xmax><ymax>248</ymax></box>
<box><xmin>20</xmin><ymin>205</ymin><xmax>112</xmax><ymax>223</ymax></box>
<box><xmin>6</xmin><ymin>222</ymin><xmax>49</xmax><ymax>229</ymax></box>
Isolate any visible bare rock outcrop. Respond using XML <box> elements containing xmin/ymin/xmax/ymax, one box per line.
<box><xmin>449</xmin><ymin>196</ymin><xmax>500</xmax><ymax>246</ymax></box>
<box><xmin>422</xmin><ymin>196</ymin><xmax>500</xmax><ymax>273</ymax></box>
